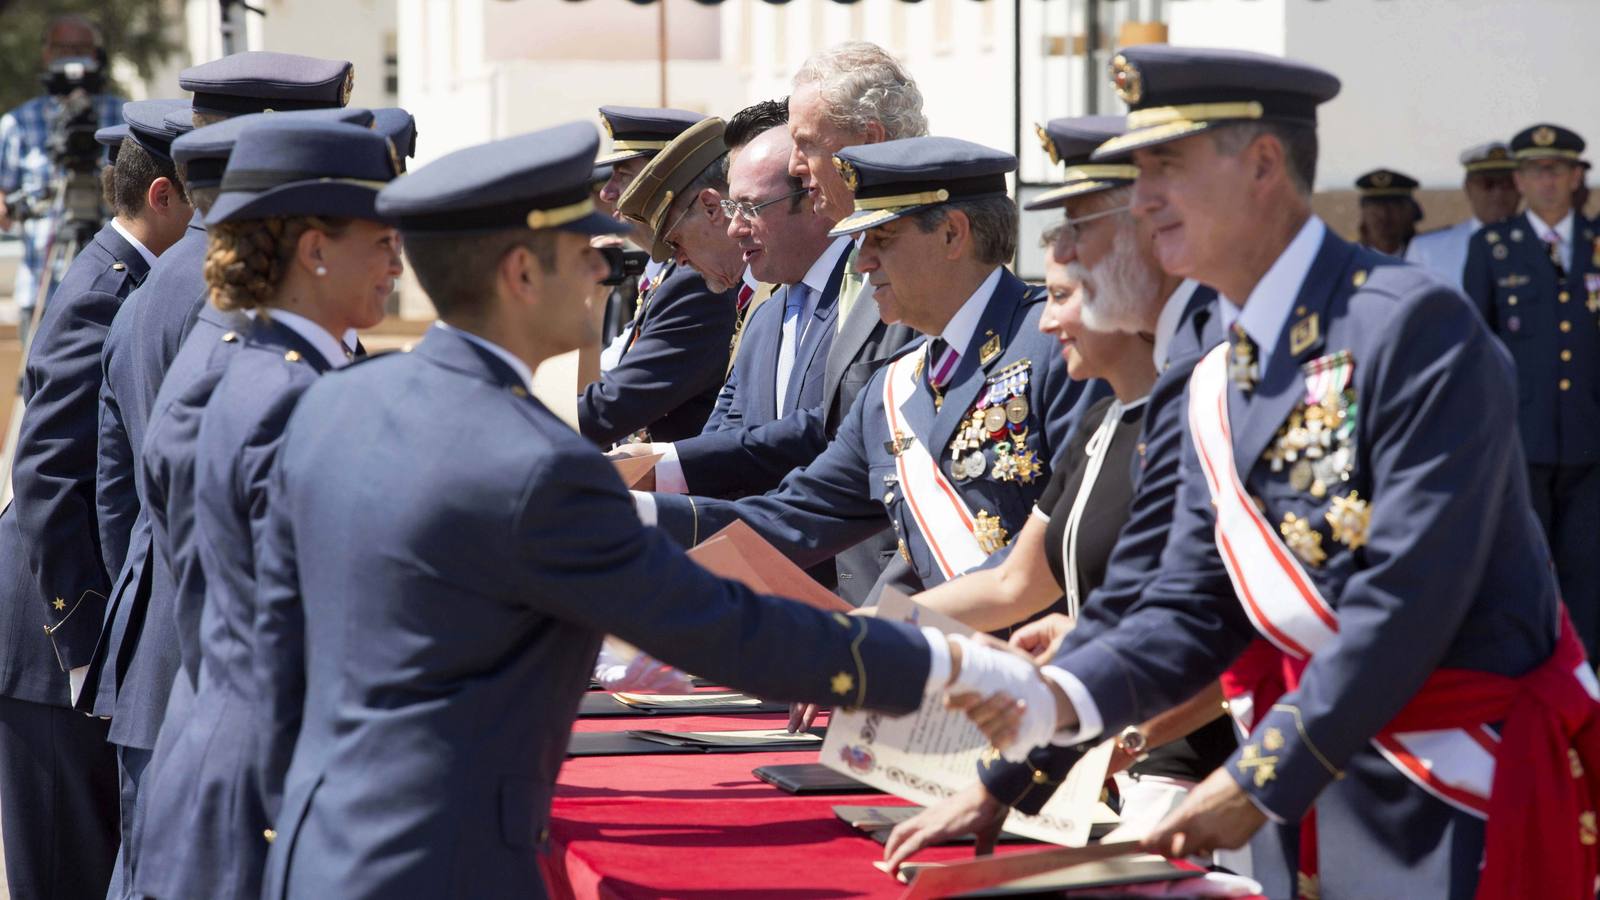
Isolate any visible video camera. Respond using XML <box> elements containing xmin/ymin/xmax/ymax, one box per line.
<box><xmin>2</xmin><ymin>56</ymin><xmax>109</xmax><ymax>227</ymax></box>
<box><xmin>599</xmin><ymin>246</ymin><xmax>650</xmax><ymax>287</ymax></box>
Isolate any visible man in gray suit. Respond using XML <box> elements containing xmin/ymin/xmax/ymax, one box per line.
<box><xmin>616</xmin><ymin>41</ymin><xmax>926</xmax><ymax>604</ymax></box>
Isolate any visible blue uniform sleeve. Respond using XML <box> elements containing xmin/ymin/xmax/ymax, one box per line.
<box><xmin>95</xmin><ymin>329</ymin><xmax>138</xmax><ymax>579</ymax></box>
<box><xmin>254</xmin><ymin>452</ymin><xmax>304</xmax><ymax>823</ymax></box>
<box><xmin>577</xmin><ymin>272</ymin><xmax>736</xmax><ymax>446</ymax></box>
<box><xmin>510</xmin><ymin>438</ymin><xmax>931</xmax><ymax>713</ymax></box>
<box><xmin>16</xmin><ymin>286</ymin><xmax>120</xmax><ymax>669</ymax></box>
<box><xmin>676</xmin><ymin>405</ymin><xmax>828</xmax><ymax>498</ymax></box>
<box><xmin>653</xmin><ymin>376</ymin><xmax>889</xmax><ymax>566</ymax></box>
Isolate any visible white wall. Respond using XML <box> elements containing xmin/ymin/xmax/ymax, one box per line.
<box><xmin>1166</xmin><ymin>0</ymin><xmax>1600</xmax><ymax>191</ymax></box>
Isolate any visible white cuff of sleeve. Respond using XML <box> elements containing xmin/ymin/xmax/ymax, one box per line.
<box><xmin>920</xmin><ymin>626</ymin><xmax>951</xmax><ymax>694</ymax></box>
<box><xmin>630</xmin><ymin>490</ymin><xmax>658</xmax><ymax>527</ymax></box>
<box><xmin>1243</xmin><ymin>788</ymin><xmax>1288</xmax><ymax>825</ymax></box>
<box><xmin>653</xmin><ymin>442</ymin><xmax>688</xmax><ymax>494</ymax></box>
<box><xmin>1039</xmin><ymin>665</ymin><xmax>1104</xmax><ymax>745</ymax></box>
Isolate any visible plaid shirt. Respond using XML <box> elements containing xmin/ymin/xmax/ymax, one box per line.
<box><xmin>0</xmin><ymin>92</ymin><xmax>126</xmax><ymax>307</ymax></box>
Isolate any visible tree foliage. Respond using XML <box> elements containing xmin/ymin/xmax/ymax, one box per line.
<box><xmin>0</xmin><ymin>0</ymin><xmax>181</xmax><ymax>111</ymax></box>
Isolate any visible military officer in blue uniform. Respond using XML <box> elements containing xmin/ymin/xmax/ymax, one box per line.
<box><xmin>80</xmin><ymin>56</ymin><xmax>355</xmax><ymax>896</ymax></box>
<box><xmin>1353</xmin><ymin>168</ymin><xmax>1422</xmax><ymax>257</ymax></box>
<box><xmin>1463</xmin><ymin>123</ymin><xmax>1600</xmax><ymax>656</ymax></box>
<box><xmin>954</xmin><ymin>47</ymin><xmax>1589</xmax><ymax>899</ymax></box>
<box><xmin>636</xmin><ymin>136</ymin><xmax>1096</xmax><ymax>595</ymax></box>
<box><xmin>132</xmin><ymin>117</ymin><xmax>402</xmax><ymax>900</ymax></box>
<box><xmin>1405</xmin><ymin>142</ymin><xmax>1520</xmax><ymax>287</ymax></box>
<box><xmin>885</xmin><ymin>116</ymin><xmax>1230</xmax><ymax>864</ymax></box>
<box><xmin>580</xmin><ymin>106</ymin><xmax>738</xmax><ymax>445</ymax></box>
<box><xmin>257</xmin><ymin>121</ymin><xmax>953</xmax><ymax>899</ymax></box>
<box><xmin>0</xmin><ymin>96</ymin><xmax>194</xmax><ymax>899</ymax></box>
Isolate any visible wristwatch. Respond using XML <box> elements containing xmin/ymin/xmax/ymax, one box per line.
<box><xmin>1116</xmin><ymin>725</ymin><xmax>1149</xmax><ymax>761</ymax></box>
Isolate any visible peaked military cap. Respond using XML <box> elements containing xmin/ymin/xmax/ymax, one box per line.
<box><xmin>172</xmin><ymin>107</ymin><xmax>375</xmax><ymax>190</ymax></box>
<box><xmin>96</xmin><ymin>124</ymin><xmax>128</xmax><ymax>166</ymax></box>
<box><xmin>615</xmin><ymin>117</ymin><xmax>728</xmax><ymax>262</ymax></box>
<box><xmin>1026</xmin><ymin>115</ymin><xmax>1134</xmax><ymax>211</ymax></box>
<box><xmin>375</xmin><ymin>120</ymin><xmax>628</xmax><ymax>237</ymax></box>
<box><xmin>372</xmin><ymin>108</ymin><xmax>418</xmax><ymax>168</ymax></box>
<box><xmin>828</xmin><ymin>136</ymin><xmax>1016</xmax><ymax>237</ymax></box>
<box><xmin>208</xmin><ymin>120</ymin><xmax>399</xmax><ymax>225</ymax></box>
<box><xmin>1355</xmin><ymin>168</ymin><xmax>1419</xmax><ymax>199</ymax></box>
<box><xmin>1091</xmin><ymin>45</ymin><xmax>1341</xmax><ymax>160</ymax></box>
<box><xmin>597</xmin><ymin>105</ymin><xmax>707</xmax><ymax>166</ymax></box>
<box><xmin>121</xmin><ymin>99</ymin><xmax>194</xmax><ymax>163</ymax></box>
<box><xmin>1511</xmin><ymin>123</ymin><xmax>1585</xmax><ymax>163</ymax></box>
<box><xmin>180</xmin><ymin>51</ymin><xmax>354</xmax><ymax>117</ymax></box>
<box><xmin>1460</xmin><ymin>141</ymin><xmax>1516</xmax><ymax>173</ymax></box>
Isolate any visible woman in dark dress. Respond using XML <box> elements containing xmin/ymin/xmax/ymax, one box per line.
<box><xmin>908</xmin><ymin>240</ymin><xmax>1235</xmax><ymax>844</ymax></box>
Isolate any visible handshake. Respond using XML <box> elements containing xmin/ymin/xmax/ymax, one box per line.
<box><xmin>789</xmin><ymin>612</ymin><xmax>1080</xmax><ymax>756</ymax></box>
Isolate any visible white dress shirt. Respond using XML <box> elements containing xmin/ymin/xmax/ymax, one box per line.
<box><xmin>1151</xmin><ymin>278</ymin><xmax>1203</xmax><ymax>371</ymax></box>
<box><xmin>1527</xmin><ymin>209</ymin><xmax>1575</xmax><ymax>270</ymax></box>
<box><xmin>109</xmin><ymin>217</ymin><xmax>159</xmax><ymax>269</ymax></box>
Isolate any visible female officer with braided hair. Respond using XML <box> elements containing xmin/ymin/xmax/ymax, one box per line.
<box><xmin>133</xmin><ymin>117</ymin><xmax>403</xmax><ymax>900</ymax></box>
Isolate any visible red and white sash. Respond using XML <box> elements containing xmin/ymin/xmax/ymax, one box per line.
<box><xmin>1187</xmin><ymin>344</ymin><xmax>1494</xmax><ymax>818</ymax></box>
<box><xmin>883</xmin><ymin>345</ymin><xmax>988</xmax><ymax>580</ymax></box>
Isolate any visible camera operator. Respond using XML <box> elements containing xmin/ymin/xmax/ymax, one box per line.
<box><xmin>0</xmin><ymin>15</ymin><xmax>126</xmax><ymax>345</ymax></box>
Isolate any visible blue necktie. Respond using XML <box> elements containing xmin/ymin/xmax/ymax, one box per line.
<box><xmin>775</xmin><ymin>283</ymin><xmax>810</xmax><ymax>415</ymax></box>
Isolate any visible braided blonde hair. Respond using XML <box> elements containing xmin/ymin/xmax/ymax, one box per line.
<box><xmin>204</xmin><ymin>216</ymin><xmax>350</xmax><ymax>312</ymax></box>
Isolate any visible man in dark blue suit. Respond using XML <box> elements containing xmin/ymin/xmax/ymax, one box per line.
<box><xmin>578</xmin><ymin>106</ymin><xmax>738</xmax><ymax>445</ymax></box>
<box><xmin>635</xmin><ymin>136</ymin><xmax>1096</xmax><ymax>596</ymax></box>
<box><xmin>258</xmin><ymin>121</ymin><xmax>964</xmax><ymax>900</ymax></box>
<box><xmin>0</xmin><ymin>97</ymin><xmax>194</xmax><ymax>900</ymax></box>
<box><xmin>952</xmin><ymin>47</ymin><xmax>1599</xmax><ymax>899</ymax></box>
<box><xmin>1463</xmin><ymin>124</ymin><xmax>1600</xmax><ymax>656</ymax></box>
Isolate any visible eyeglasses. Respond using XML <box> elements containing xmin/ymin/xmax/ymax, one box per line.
<box><xmin>1056</xmin><ymin>204</ymin><xmax>1132</xmax><ymax>245</ymax></box>
<box><xmin>718</xmin><ymin>188</ymin><xmax>807</xmax><ymax>223</ymax></box>
<box><xmin>660</xmin><ymin>199</ymin><xmax>701</xmax><ymax>255</ymax></box>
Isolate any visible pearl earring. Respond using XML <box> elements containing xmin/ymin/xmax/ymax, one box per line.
<box><xmin>315</xmin><ymin>265</ymin><xmax>328</xmax><ymax>277</ymax></box>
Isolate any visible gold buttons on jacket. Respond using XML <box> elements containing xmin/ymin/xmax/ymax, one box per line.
<box><xmin>284</xmin><ymin>350</ymin><xmax>302</xmax><ymax>363</ymax></box>
<box><xmin>1508</xmin><ymin>295</ymin><xmax>1519</xmax><ymax>306</ymax></box>
<box><xmin>221</xmin><ymin>331</ymin><xmax>238</xmax><ymax>343</ymax></box>
<box><xmin>1560</xmin><ymin>291</ymin><xmax>1571</xmax><ymax>303</ymax></box>
<box><xmin>1562</xmin><ymin>350</ymin><xmax>1573</xmax><ymax>362</ymax></box>
<box><xmin>1561</xmin><ymin>379</ymin><xmax>1572</xmax><ymax>391</ymax></box>
<box><xmin>1561</xmin><ymin>321</ymin><xmax>1573</xmax><ymax>333</ymax></box>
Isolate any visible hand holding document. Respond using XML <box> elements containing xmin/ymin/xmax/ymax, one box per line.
<box><xmin>611</xmin><ymin>451</ymin><xmax>662</xmax><ymax>490</ymax></box>
<box><xmin>821</xmin><ymin>589</ymin><xmax>1117</xmax><ymax>849</ymax></box>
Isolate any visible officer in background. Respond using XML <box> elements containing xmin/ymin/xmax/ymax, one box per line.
<box><xmin>635</xmin><ymin>137</ymin><xmax>1095</xmax><ymax>598</ymax></box>
<box><xmin>257</xmin><ymin>122</ymin><xmax>951</xmax><ymax>897</ymax></box>
<box><xmin>1463</xmin><ymin>123</ymin><xmax>1600</xmax><ymax>655</ymax></box>
<box><xmin>1405</xmin><ymin>142</ymin><xmax>1520</xmax><ymax>287</ymax></box>
<box><xmin>578</xmin><ymin>106</ymin><xmax>737</xmax><ymax>446</ymax></box>
<box><xmin>0</xmin><ymin>96</ymin><xmax>192</xmax><ymax>900</ymax></box>
<box><xmin>1353</xmin><ymin>168</ymin><xmax>1422</xmax><ymax>257</ymax></box>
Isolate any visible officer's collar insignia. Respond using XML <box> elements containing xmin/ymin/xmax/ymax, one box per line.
<box><xmin>1484</xmin><ymin>230</ymin><xmax>1500</xmax><ymax>244</ymax></box>
<box><xmin>1510</xmin><ymin>228</ymin><xmax>1524</xmax><ymax>242</ymax></box>
<box><xmin>833</xmin><ymin>157</ymin><xmax>859</xmax><ymax>193</ymax></box>
<box><xmin>1035</xmin><ymin>124</ymin><xmax>1060</xmax><ymax>166</ymax></box>
<box><xmin>1110</xmin><ymin>54</ymin><xmax>1143</xmax><ymax>104</ymax></box>
<box><xmin>979</xmin><ymin>330</ymin><xmax>1002</xmax><ymax>365</ymax></box>
<box><xmin>1351</xmin><ymin>269</ymin><xmax>1368</xmax><ymax>288</ymax></box>
<box><xmin>1533</xmin><ymin>126</ymin><xmax>1558</xmax><ymax>147</ymax></box>
<box><xmin>1290</xmin><ymin>314</ymin><xmax>1319</xmax><ymax>357</ymax></box>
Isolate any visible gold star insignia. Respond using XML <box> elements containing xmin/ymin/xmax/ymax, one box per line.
<box><xmin>1280</xmin><ymin>513</ymin><xmax>1327</xmax><ymax>567</ymax></box>
<box><xmin>831</xmin><ymin>672</ymin><xmax>855</xmax><ymax>696</ymax></box>
<box><xmin>1237</xmin><ymin>743</ymin><xmax>1279</xmax><ymax>787</ymax></box>
<box><xmin>52</xmin><ymin>597</ymin><xmax>65</xmax><ymax>611</ymax></box>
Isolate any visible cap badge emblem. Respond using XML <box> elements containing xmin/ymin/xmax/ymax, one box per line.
<box><xmin>1533</xmin><ymin>126</ymin><xmax>1558</xmax><ymax>147</ymax></box>
<box><xmin>1110</xmin><ymin>54</ymin><xmax>1143</xmax><ymax>105</ymax></box>
<box><xmin>1371</xmin><ymin>171</ymin><xmax>1392</xmax><ymax>188</ymax></box>
<box><xmin>1035</xmin><ymin>123</ymin><xmax>1061</xmax><ymax>166</ymax></box>
<box><xmin>833</xmin><ymin>157</ymin><xmax>859</xmax><ymax>193</ymax></box>
<box><xmin>340</xmin><ymin>68</ymin><xmax>355</xmax><ymax>106</ymax></box>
